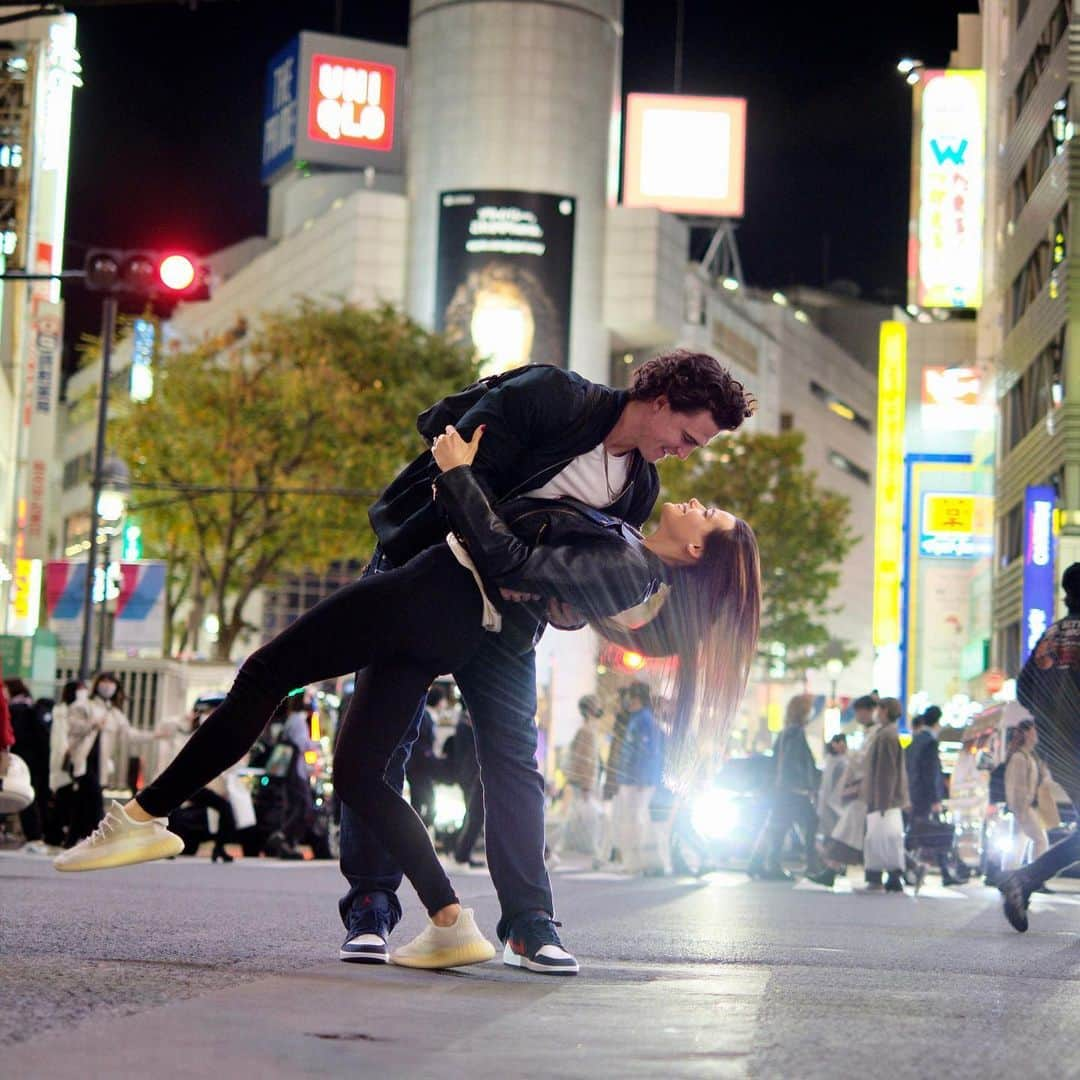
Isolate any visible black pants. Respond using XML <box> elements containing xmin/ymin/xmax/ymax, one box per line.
<box><xmin>188</xmin><ymin>788</ymin><xmax>236</xmax><ymax>851</ymax></box>
<box><xmin>138</xmin><ymin>546</ymin><xmax>490</xmax><ymax>917</ymax></box>
<box><xmin>454</xmin><ymin>776</ymin><xmax>486</xmax><ymax>862</ymax></box>
<box><xmin>752</xmin><ymin>791</ymin><xmax>822</xmax><ymax>873</ymax></box>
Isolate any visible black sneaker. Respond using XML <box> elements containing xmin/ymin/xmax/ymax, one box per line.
<box><xmin>503</xmin><ymin>912</ymin><xmax>579</xmax><ymax>975</ymax></box>
<box><xmin>339</xmin><ymin>930</ymin><xmax>388</xmax><ymax>964</ymax></box>
<box><xmin>999</xmin><ymin>872</ymin><xmax>1032</xmax><ymax>933</ymax></box>
<box><xmin>340</xmin><ymin>893</ymin><xmax>393</xmax><ymax>963</ymax></box>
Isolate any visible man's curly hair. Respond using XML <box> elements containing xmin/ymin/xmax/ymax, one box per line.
<box><xmin>629</xmin><ymin>349</ymin><xmax>757</xmax><ymax>431</ymax></box>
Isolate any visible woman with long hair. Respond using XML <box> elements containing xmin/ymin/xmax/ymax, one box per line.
<box><xmin>1003</xmin><ymin>719</ymin><xmax>1052</xmax><ymax>875</ymax></box>
<box><xmin>55</xmin><ymin>426</ymin><xmax>760</xmax><ymax>969</ymax></box>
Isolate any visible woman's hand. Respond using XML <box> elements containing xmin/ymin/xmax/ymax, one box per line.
<box><xmin>431</xmin><ymin>424</ymin><xmax>484</xmax><ymax>473</ymax></box>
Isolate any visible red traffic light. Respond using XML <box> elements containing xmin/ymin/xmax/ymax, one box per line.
<box><xmin>83</xmin><ymin>248</ymin><xmax>210</xmax><ymax>302</ymax></box>
<box><xmin>159</xmin><ymin>253</ymin><xmax>196</xmax><ymax>292</ymax></box>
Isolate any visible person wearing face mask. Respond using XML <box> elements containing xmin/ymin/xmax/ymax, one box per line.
<box><xmin>90</xmin><ymin>673</ymin><xmax>138</xmax><ymax>792</ymax></box>
<box><xmin>56</xmin><ymin>680</ymin><xmax>107</xmax><ymax>845</ymax></box>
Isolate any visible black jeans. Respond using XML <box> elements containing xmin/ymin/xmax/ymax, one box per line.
<box><xmin>138</xmin><ymin>545</ymin><xmax>493</xmax><ymax>917</ymax></box>
<box><xmin>752</xmin><ymin>790</ymin><xmax>822</xmax><ymax>873</ymax></box>
<box><xmin>337</xmin><ymin>550</ymin><xmax>553</xmax><ymax>942</ymax></box>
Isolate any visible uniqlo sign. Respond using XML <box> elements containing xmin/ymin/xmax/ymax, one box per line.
<box><xmin>307</xmin><ymin>53</ymin><xmax>396</xmax><ymax>152</ymax></box>
<box><xmin>260</xmin><ymin>32</ymin><xmax>406</xmax><ymax>183</ymax></box>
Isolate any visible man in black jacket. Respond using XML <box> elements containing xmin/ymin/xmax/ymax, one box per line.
<box><xmin>905</xmin><ymin>707</ymin><xmax>963</xmax><ymax>886</ymax></box>
<box><xmin>999</xmin><ymin>562</ymin><xmax>1080</xmax><ymax>931</ymax></box>
<box><xmin>337</xmin><ymin>351</ymin><xmax>755</xmax><ymax>973</ymax></box>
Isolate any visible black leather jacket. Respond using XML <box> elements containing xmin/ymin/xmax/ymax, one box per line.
<box><xmin>369</xmin><ymin>366</ymin><xmax>659</xmax><ymax>566</ymax></box>
<box><xmin>434</xmin><ymin>466</ymin><xmax>671</xmax><ymax>651</ymax></box>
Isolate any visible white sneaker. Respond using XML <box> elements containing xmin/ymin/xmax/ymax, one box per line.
<box><xmin>390</xmin><ymin>908</ymin><xmax>496</xmax><ymax>970</ymax></box>
<box><xmin>53</xmin><ymin>801</ymin><xmax>184</xmax><ymax>872</ymax></box>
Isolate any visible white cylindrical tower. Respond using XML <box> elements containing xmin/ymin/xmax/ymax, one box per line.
<box><xmin>406</xmin><ymin>0</ymin><xmax>622</xmax><ymax>383</ymax></box>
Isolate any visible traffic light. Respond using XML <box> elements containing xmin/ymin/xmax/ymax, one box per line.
<box><xmin>83</xmin><ymin>248</ymin><xmax>210</xmax><ymax>301</ymax></box>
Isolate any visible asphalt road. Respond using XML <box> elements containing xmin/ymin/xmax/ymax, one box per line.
<box><xmin>3</xmin><ymin>850</ymin><xmax>1080</xmax><ymax>1078</ymax></box>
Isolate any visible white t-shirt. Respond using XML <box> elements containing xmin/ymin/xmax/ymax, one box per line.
<box><xmin>525</xmin><ymin>444</ymin><xmax>630</xmax><ymax>507</ymax></box>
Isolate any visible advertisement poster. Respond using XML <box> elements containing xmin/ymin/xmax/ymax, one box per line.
<box><xmin>436</xmin><ymin>190</ymin><xmax>576</xmax><ymax>376</ymax></box>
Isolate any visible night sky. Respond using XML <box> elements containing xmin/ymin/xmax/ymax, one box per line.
<box><xmin>59</xmin><ymin>0</ymin><xmax>978</xmax><ymax>367</ymax></box>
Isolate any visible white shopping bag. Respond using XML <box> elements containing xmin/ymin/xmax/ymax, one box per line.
<box><xmin>863</xmin><ymin>807</ymin><xmax>905</xmax><ymax>872</ymax></box>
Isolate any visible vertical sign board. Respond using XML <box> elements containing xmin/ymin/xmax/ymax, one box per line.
<box><xmin>436</xmin><ymin>191</ymin><xmax>576</xmax><ymax>377</ymax></box>
<box><xmin>260</xmin><ymin>33</ymin><xmax>406</xmax><ymax>183</ymax></box>
<box><xmin>873</xmin><ymin>322</ymin><xmax>908</xmax><ymax>648</ymax></box>
<box><xmin>22</xmin><ymin>301</ymin><xmax>62</xmax><ymax>560</ymax></box>
<box><xmin>1022</xmin><ymin>485</ymin><xmax>1056</xmax><ymax>664</ymax></box>
<box><xmin>908</xmin><ymin>69</ymin><xmax>986</xmax><ymax>309</ymax></box>
<box><xmin>261</xmin><ymin>36</ymin><xmax>300</xmax><ymax>182</ymax></box>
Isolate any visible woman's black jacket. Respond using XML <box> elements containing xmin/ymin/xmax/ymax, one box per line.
<box><xmin>369</xmin><ymin>365</ymin><xmax>660</xmax><ymax>566</ymax></box>
<box><xmin>434</xmin><ymin>465</ymin><xmax>670</xmax><ymax>653</ymax></box>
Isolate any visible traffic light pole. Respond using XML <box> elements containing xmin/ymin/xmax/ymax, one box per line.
<box><xmin>78</xmin><ymin>294</ymin><xmax>118</xmax><ymax>682</ymax></box>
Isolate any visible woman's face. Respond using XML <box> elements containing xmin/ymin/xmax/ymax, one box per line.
<box><xmin>656</xmin><ymin>499</ymin><xmax>735</xmax><ymax>558</ymax></box>
<box><xmin>1026</xmin><ymin>725</ymin><xmax>1039</xmax><ymax>749</ymax></box>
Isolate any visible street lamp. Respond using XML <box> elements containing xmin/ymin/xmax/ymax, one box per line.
<box><xmin>823</xmin><ymin>640</ymin><xmax>846</xmax><ymax>741</ymax></box>
<box><xmin>92</xmin><ymin>458</ymin><xmax>129</xmax><ymax>672</ymax></box>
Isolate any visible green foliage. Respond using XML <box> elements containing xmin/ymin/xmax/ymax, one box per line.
<box><xmin>657</xmin><ymin>431</ymin><xmax>859</xmax><ymax>675</ymax></box>
<box><xmin>108</xmin><ymin>301</ymin><xmax>476</xmax><ymax>659</ymax></box>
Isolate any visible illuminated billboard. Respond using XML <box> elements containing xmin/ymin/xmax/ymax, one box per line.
<box><xmin>920</xmin><ymin>366</ymin><xmax>993</xmax><ymax>430</ymax></box>
<box><xmin>919</xmin><ymin>492</ymin><xmax>993</xmax><ymax>559</ymax></box>
<box><xmin>908</xmin><ymin>69</ymin><xmax>986</xmax><ymax>309</ymax></box>
<box><xmin>435</xmin><ymin>190</ymin><xmax>576</xmax><ymax>377</ymax></box>
<box><xmin>261</xmin><ymin>32</ymin><xmax>405</xmax><ymax>182</ymax></box>
<box><xmin>873</xmin><ymin>322</ymin><xmax>907</xmax><ymax>648</ymax></box>
<box><xmin>1022</xmin><ymin>485</ymin><xmax>1056</xmax><ymax>664</ymax></box>
<box><xmin>623</xmin><ymin>94</ymin><xmax>746</xmax><ymax>217</ymax></box>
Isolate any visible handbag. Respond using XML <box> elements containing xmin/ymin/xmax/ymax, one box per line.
<box><xmin>0</xmin><ymin>752</ymin><xmax>35</xmax><ymax>814</ymax></box>
<box><xmin>1036</xmin><ymin>780</ymin><xmax>1062</xmax><ymax>830</ymax></box>
<box><xmin>906</xmin><ymin>813</ymin><xmax>954</xmax><ymax>854</ymax></box>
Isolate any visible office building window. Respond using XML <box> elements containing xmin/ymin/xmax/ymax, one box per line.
<box><xmin>827</xmin><ymin>450</ymin><xmax>870</xmax><ymax>485</ymax></box>
<box><xmin>809</xmin><ymin>381</ymin><xmax>871</xmax><ymax>432</ymax></box>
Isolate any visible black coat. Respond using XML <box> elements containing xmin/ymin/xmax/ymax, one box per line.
<box><xmin>905</xmin><ymin>729</ymin><xmax>944</xmax><ymax>816</ymax></box>
<box><xmin>369</xmin><ymin>365</ymin><xmax>659</xmax><ymax>566</ymax></box>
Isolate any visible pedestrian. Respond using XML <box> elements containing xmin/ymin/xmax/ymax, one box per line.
<box><xmin>0</xmin><ymin>668</ymin><xmax>12</xmax><ymax>781</ymax></box>
<box><xmin>610</xmin><ymin>683</ymin><xmax>663</xmax><ymax>874</ymax></box>
<box><xmin>817</xmin><ymin>733</ymin><xmax>848</xmax><ymax>841</ymax></box>
<box><xmin>1002</xmin><ymin>719</ymin><xmax>1052</xmax><ymax>879</ymax></box>
<box><xmin>5</xmin><ymin>679</ymin><xmax>50</xmax><ymax>851</ymax></box>
<box><xmin>557</xmin><ymin>695</ymin><xmax>604</xmax><ymax>859</ymax></box>
<box><xmin>406</xmin><ymin>686</ymin><xmax>445</xmax><ymax>828</ymax></box>
<box><xmin>450</xmin><ymin>707</ymin><xmax>485</xmax><ymax>867</ymax></box>
<box><xmin>276</xmin><ymin>691</ymin><xmax>318</xmax><ymax>858</ymax></box>
<box><xmin>747</xmin><ymin>693</ymin><xmax>823</xmax><ymax>881</ymax></box>
<box><xmin>89</xmin><ymin>673</ymin><xmax>137</xmax><ymax>792</ymax></box>
<box><xmin>55</xmin><ymin>424</ymin><xmax>761</xmax><ymax>974</ymax></box>
<box><xmin>809</xmin><ymin>695</ymin><xmax>879</xmax><ymax>888</ymax></box>
<box><xmin>862</xmin><ymin>697</ymin><xmax>909</xmax><ymax>893</ymax></box>
<box><xmin>998</xmin><ymin>563</ymin><xmax>1080</xmax><ymax>931</ymax></box>
<box><xmin>905</xmin><ymin>706</ymin><xmax>962</xmax><ymax>887</ymax></box>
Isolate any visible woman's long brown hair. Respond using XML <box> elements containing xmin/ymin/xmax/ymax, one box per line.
<box><xmin>596</xmin><ymin>518</ymin><xmax>761</xmax><ymax>783</ymax></box>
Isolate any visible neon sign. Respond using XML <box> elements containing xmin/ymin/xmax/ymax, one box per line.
<box><xmin>1022</xmin><ymin>484</ymin><xmax>1056</xmax><ymax>662</ymax></box>
<box><xmin>307</xmin><ymin>54</ymin><xmax>395</xmax><ymax>151</ymax></box>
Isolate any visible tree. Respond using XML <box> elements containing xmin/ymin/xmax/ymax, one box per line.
<box><xmin>657</xmin><ymin>431</ymin><xmax>859</xmax><ymax>676</ymax></box>
<box><xmin>107</xmin><ymin>301</ymin><xmax>476</xmax><ymax>660</ymax></box>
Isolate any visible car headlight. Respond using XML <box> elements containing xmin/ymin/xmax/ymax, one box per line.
<box><xmin>690</xmin><ymin>789</ymin><xmax>740</xmax><ymax>841</ymax></box>
<box><xmin>433</xmin><ymin>785</ymin><xmax>467</xmax><ymax>831</ymax></box>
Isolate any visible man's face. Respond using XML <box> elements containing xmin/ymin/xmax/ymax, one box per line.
<box><xmin>855</xmin><ymin>707</ymin><xmax>874</xmax><ymax>727</ymax></box>
<box><xmin>636</xmin><ymin>398</ymin><xmax>722</xmax><ymax>463</ymax></box>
